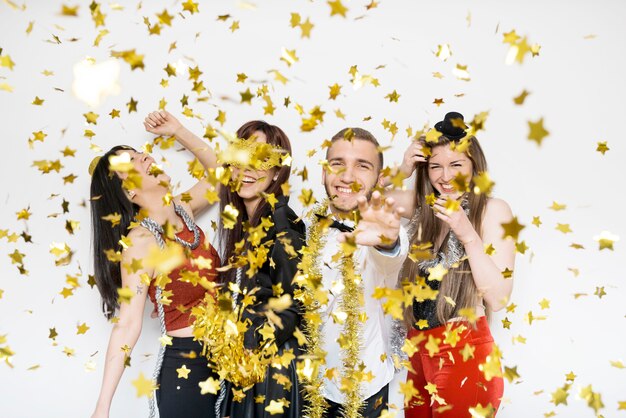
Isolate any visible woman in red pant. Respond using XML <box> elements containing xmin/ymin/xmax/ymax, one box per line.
<box><xmin>388</xmin><ymin>112</ymin><xmax>515</xmax><ymax>417</ymax></box>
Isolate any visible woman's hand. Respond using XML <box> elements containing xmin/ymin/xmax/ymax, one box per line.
<box><xmin>399</xmin><ymin>139</ymin><xmax>427</xmax><ymax>179</ymax></box>
<box><xmin>432</xmin><ymin>196</ymin><xmax>479</xmax><ymax>245</ymax></box>
<box><xmin>143</xmin><ymin>110</ymin><xmax>183</xmax><ymax>137</ymax></box>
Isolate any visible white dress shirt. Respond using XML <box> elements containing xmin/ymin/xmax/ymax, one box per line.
<box><xmin>305</xmin><ymin>216</ymin><xmax>409</xmax><ymax>404</ymax></box>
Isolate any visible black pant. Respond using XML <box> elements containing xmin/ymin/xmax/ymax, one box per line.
<box><xmin>324</xmin><ymin>384</ymin><xmax>389</xmax><ymax>418</ymax></box>
<box><xmin>156</xmin><ymin>336</ymin><xmax>218</xmax><ymax>418</ymax></box>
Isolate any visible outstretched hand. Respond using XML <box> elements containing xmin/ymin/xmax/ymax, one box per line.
<box><xmin>338</xmin><ymin>191</ymin><xmax>404</xmax><ymax>249</ymax></box>
<box><xmin>143</xmin><ymin>110</ymin><xmax>183</xmax><ymax>137</ymax></box>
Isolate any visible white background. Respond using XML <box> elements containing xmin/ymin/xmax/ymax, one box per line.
<box><xmin>0</xmin><ymin>0</ymin><xmax>624</xmax><ymax>417</ymax></box>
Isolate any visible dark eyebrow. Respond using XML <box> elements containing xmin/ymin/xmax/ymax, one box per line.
<box><xmin>328</xmin><ymin>157</ymin><xmax>375</xmax><ymax>169</ymax></box>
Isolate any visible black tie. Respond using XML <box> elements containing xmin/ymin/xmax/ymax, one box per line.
<box><xmin>315</xmin><ymin>214</ymin><xmax>354</xmax><ymax>233</ymax></box>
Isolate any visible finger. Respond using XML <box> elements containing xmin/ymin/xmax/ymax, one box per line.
<box><xmin>148</xmin><ymin>113</ymin><xmax>161</xmax><ymax>126</ymax></box>
<box><xmin>156</xmin><ymin>111</ymin><xmax>167</xmax><ymax>123</ymax></box>
<box><xmin>143</xmin><ymin>121</ymin><xmax>153</xmax><ymax>132</ymax></box>
<box><xmin>370</xmin><ymin>190</ymin><xmax>382</xmax><ymax>210</ymax></box>
<box><xmin>434</xmin><ymin>211</ymin><xmax>450</xmax><ymax>223</ymax></box>
<box><xmin>395</xmin><ymin>206</ymin><xmax>406</xmax><ymax>220</ymax></box>
<box><xmin>384</xmin><ymin>197</ymin><xmax>395</xmax><ymax>212</ymax></box>
<box><xmin>357</xmin><ymin>195</ymin><xmax>368</xmax><ymax>212</ymax></box>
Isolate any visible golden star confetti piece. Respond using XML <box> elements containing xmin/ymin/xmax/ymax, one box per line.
<box><xmin>593</xmin><ymin>231</ymin><xmax>618</xmax><ymax>250</ymax></box>
<box><xmin>434</xmin><ymin>43</ymin><xmax>452</xmax><ymax>61</ymax></box>
<box><xmin>453</xmin><ymin>63</ymin><xmax>471</xmax><ymax>81</ymax></box>
<box><xmin>281</xmin><ymin>48</ymin><xmax>299</xmax><ymax>67</ymax></box>
<box><xmin>126</xmin><ymin>97</ymin><xmax>138</xmax><ymax>113</ymax></box>
<box><xmin>469</xmin><ymin>403</ymin><xmax>495</xmax><ymax>418</ymax></box>
<box><xmin>229</xmin><ymin>20</ymin><xmax>240</xmax><ymax>32</ymax></box>
<box><xmin>328</xmin><ymin>0</ymin><xmax>348</xmax><ymax>17</ymax></box>
<box><xmin>31</xmin><ymin>96</ymin><xmax>44</xmax><ymax>105</ymax></box>
<box><xmin>83</xmin><ymin>111</ymin><xmax>99</xmax><ymax>124</ymax></box>
<box><xmin>596</xmin><ymin>141</ymin><xmax>609</xmax><ymax>155</ymax></box>
<box><xmin>513</xmin><ymin>89</ymin><xmax>531</xmax><ymax>105</ymax></box>
<box><xmin>501</xmin><ymin>217</ymin><xmax>525</xmax><ymax>241</ymax></box>
<box><xmin>548</xmin><ymin>201</ymin><xmax>566</xmax><ymax>211</ymax></box>
<box><xmin>555</xmin><ymin>223</ymin><xmax>572</xmax><ymax>234</ymax></box>
<box><xmin>579</xmin><ymin>385</ymin><xmax>604</xmax><ymax>413</ymax></box>
<box><xmin>76</xmin><ymin>322</ymin><xmax>90</xmax><ymax>335</ymax></box>
<box><xmin>385</xmin><ymin>90</ymin><xmax>401</xmax><ymax>102</ymax></box>
<box><xmin>527</xmin><ymin>117</ymin><xmax>549</xmax><ymax>146</ymax></box>
<box><xmin>265</xmin><ymin>400</ymin><xmax>286</xmax><ymax>415</ymax></box>
<box><xmin>50</xmin><ymin>242</ymin><xmax>73</xmax><ymax>266</ymax></box>
<box><xmin>181</xmin><ymin>0</ymin><xmax>199</xmax><ymax>14</ymax></box>
<box><xmin>594</xmin><ymin>286</ymin><xmax>606</xmax><ymax>299</ymax></box>
<box><xmin>111</xmin><ymin>49</ymin><xmax>145</xmax><ymax>70</ymax></box>
<box><xmin>131</xmin><ymin>372</ymin><xmax>156</xmax><ymax>398</ymax></box>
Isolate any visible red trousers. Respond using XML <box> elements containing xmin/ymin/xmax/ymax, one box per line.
<box><xmin>405</xmin><ymin>316</ymin><xmax>503</xmax><ymax>418</ymax></box>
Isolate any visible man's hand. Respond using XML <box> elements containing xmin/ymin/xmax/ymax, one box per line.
<box><xmin>338</xmin><ymin>191</ymin><xmax>404</xmax><ymax>249</ymax></box>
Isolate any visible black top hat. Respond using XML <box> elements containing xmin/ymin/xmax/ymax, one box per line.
<box><xmin>434</xmin><ymin>111</ymin><xmax>467</xmax><ymax>140</ymax></box>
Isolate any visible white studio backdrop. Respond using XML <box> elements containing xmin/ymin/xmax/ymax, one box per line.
<box><xmin>0</xmin><ymin>0</ymin><xmax>624</xmax><ymax>417</ymax></box>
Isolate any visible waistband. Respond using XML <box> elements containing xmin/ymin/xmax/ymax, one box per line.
<box><xmin>163</xmin><ymin>336</ymin><xmax>204</xmax><ymax>357</ymax></box>
<box><xmin>408</xmin><ymin>316</ymin><xmax>493</xmax><ymax>350</ymax></box>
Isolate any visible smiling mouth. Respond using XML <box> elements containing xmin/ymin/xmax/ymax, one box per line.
<box><xmin>241</xmin><ymin>176</ymin><xmax>257</xmax><ymax>184</ymax></box>
<box><xmin>440</xmin><ymin>183</ymin><xmax>456</xmax><ymax>193</ymax></box>
<box><xmin>335</xmin><ymin>186</ymin><xmax>354</xmax><ymax>195</ymax></box>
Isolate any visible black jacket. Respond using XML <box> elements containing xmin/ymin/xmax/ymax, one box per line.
<box><xmin>241</xmin><ymin>196</ymin><xmax>306</xmax><ymax>349</ymax></box>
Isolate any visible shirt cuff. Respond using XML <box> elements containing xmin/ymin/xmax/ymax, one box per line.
<box><xmin>375</xmin><ymin>238</ymin><xmax>401</xmax><ymax>256</ymax></box>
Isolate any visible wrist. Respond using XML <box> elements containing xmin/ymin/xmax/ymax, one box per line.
<box><xmin>172</xmin><ymin>125</ymin><xmax>186</xmax><ymax>138</ymax></box>
<box><xmin>461</xmin><ymin>232</ymin><xmax>481</xmax><ymax>248</ymax></box>
<box><xmin>375</xmin><ymin>236</ymin><xmax>400</xmax><ymax>251</ymax></box>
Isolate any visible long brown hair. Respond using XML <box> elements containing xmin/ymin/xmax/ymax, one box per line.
<box><xmin>90</xmin><ymin>145</ymin><xmax>139</xmax><ymax>319</ymax></box>
<box><xmin>402</xmin><ymin>135</ymin><xmax>489</xmax><ymax>327</ymax></box>
<box><xmin>218</xmin><ymin>121</ymin><xmax>292</xmax><ymax>284</ymax></box>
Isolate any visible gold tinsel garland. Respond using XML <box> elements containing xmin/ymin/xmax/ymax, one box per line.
<box><xmin>191</xmin><ymin>285</ymin><xmax>276</xmax><ymax>389</ymax></box>
<box><xmin>295</xmin><ymin>201</ymin><xmax>364</xmax><ymax>418</ymax></box>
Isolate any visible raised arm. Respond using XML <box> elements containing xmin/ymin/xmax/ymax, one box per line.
<box><xmin>92</xmin><ymin>230</ymin><xmax>154</xmax><ymax>418</ymax></box>
<box><xmin>382</xmin><ymin>139</ymin><xmax>426</xmax><ymax>218</ymax></box>
<box><xmin>144</xmin><ymin>110</ymin><xmax>219</xmax><ymax>216</ymax></box>
<box><xmin>433</xmin><ymin>197</ymin><xmax>516</xmax><ymax>312</ymax></box>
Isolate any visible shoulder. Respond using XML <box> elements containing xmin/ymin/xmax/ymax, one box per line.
<box><xmin>484</xmin><ymin>197</ymin><xmax>513</xmax><ymax>219</ymax></box>
<box><xmin>124</xmin><ymin>226</ymin><xmax>157</xmax><ymax>258</ymax></box>
<box><xmin>272</xmin><ymin>197</ymin><xmax>306</xmax><ymax>237</ymax></box>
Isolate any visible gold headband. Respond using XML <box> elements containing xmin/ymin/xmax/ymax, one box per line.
<box><xmin>218</xmin><ymin>137</ymin><xmax>288</xmax><ymax>170</ymax></box>
<box><xmin>88</xmin><ymin>156</ymin><xmax>102</xmax><ymax>176</ymax></box>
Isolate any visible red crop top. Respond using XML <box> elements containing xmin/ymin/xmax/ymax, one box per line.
<box><xmin>148</xmin><ymin>223</ymin><xmax>220</xmax><ymax>332</ymax></box>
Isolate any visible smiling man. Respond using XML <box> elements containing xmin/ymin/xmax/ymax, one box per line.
<box><xmin>310</xmin><ymin>127</ymin><xmax>409</xmax><ymax>417</ymax></box>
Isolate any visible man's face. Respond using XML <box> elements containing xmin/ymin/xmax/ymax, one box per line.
<box><xmin>322</xmin><ymin>138</ymin><xmax>382</xmax><ymax>213</ymax></box>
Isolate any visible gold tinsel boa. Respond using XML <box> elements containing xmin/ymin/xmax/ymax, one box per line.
<box><xmin>295</xmin><ymin>201</ymin><xmax>364</xmax><ymax>418</ymax></box>
<box><xmin>192</xmin><ymin>285</ymin><xmax>276</xmax><ymax>389</ymax></box>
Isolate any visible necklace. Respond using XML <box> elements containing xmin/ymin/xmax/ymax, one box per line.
<box><xmin>140</xmin><ymin>202</ymin><xmax>200</xmax><ymax>249</ymax></box>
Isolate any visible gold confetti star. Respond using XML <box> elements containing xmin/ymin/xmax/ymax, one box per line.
<box><xmin>265</xmin><ymin>400</ymin><xmax>286</xmax><ymax>415</ymax></box>
<box><xmin>229</xmin><ymin>21</ymin><xmax>240</xmax><ymax>32</ymax></box>
<box><xmin>434</xmin><ymin>43</ymin><xmax>452</xmax><ymax>61</ymax></box>
<box><xmin>329</xmin><ymin>83</ymin><xmax>342</xmax><ymax>100</ymax></box>
<box><xmin>199</xmin><ymin>376</ymin><xmax>220</xmax><ymax>394</ymax></box>
<box><xmin>126</xmin><ymin>97</ymin><xmax>138</xmax><ymax>113</ymax></box>
<box><xmin>84</xmin><ymin>111</ymin><xmax>99</xmax><ymax>124</ymax></box>
<box><xmin>501</xmin><ymin>217</ymin><xmax>525</xmax><ymax>241</ymax></box>
<box><xmin>110</xmin><ymin>49</ymin><xmax>145</xmax><ymax>70</ymax></box>
<box><xmin>176</xmin><ymin>364</ymin><xmax>191</xmax><ymax>379</ymax></box>
<box><xmin>328</xmin><ymin>0</ymin><xmax>348</xmax><ymax>17</ymax></box>
<box><xmin>555</xmin><ymin>223</ymin><xmax>572</xmax><ymax>234</ymax></box>
<box><xmin>513</xmin><ymin>89</ymin><xmax>530</xmax><ymax>105</ymax></box>
<box><xmin>593</xmin><ymin>231</ymin><xmax>618</xmax><ymax>251</ymax></box>
<box><xmin>299</xmin><ymin>18</ymin><xmax>314</xmax><ymax>38</ymax></box>
<box><xmin>596</xmin><ymin>141</ymin><xmax>609</xmax><ymax>155</ymax></box>
<box><xmin>156</xmin><ymin>9</ymin><xmax>174</xmax><ymax>26</ymax></box>
<box><xmin>181</xmin><ymin>0</ymin><xmax>199</xmax><ymax>14</ymax></box>
<box><xmin>132</xmin><ymin>372</ymin><xmax>156</xmax><ymax>398</ymax></box>
<box><xmin>527</xmin><ymin>117</ymin><xmax>549</xmax><ymax>146</ymax></box>
<box><xmin>385</xmin><ymin>90</ymin><xmax>401</xmax><ymax>102</ymax></box>
<box><xmin>549</xmin><ymin>201</ymin><xmax>566</xmax><ymax>211</ymax></box>
<box><xmin>76</xmin><ymin>323</ymin><xmax>90</xmax><ymax>335</ymax></box>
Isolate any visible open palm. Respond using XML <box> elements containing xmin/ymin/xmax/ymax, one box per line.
<box><xmin>339</xmin><ymin>191</ymin><xmax>404</xmax><ymax>248</ymax></box>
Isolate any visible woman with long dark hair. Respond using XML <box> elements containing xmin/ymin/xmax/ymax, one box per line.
<box><xmin>387</xmin><ymin>112</ymin><xmax>515</xmax><ymax>417</ymax></box>
<box><xmin>90</xmin><ymin>111</ymin><xmax>221</xmax><ymax>418</ymax></box>
<box><xmin>216</xmin><ymin>121</ymin><xmax>305</xmax><ymax>418</ymax></box>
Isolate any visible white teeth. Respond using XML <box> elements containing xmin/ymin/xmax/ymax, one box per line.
<box><xmin>242</xmin><ymin>176</ymin><xmax>256</xmax><ymax>184</ymax></box>
<box><xmin>337</xmin><ymin>187</ymin><xmax>352</xmax><ymax>194</ymax></box>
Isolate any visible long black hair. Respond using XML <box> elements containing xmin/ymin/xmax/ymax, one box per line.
<box><xmin>90</xmin><ymin>145</ymin><xmax>139</xmax><ymax>319</ymax></box>
<box><xmin>218</xmin><ymin>121</ymin><xmax>292</xmax><ymax>285</ymax></box>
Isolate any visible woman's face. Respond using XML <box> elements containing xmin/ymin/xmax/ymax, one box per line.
<box><xmin>114</xmin><ymin>149</ymin><xmax>170</xmax><ymax>193</ymax></box>
<box><xmin>427</xmin><ymin>144</ymin><xmax>473</xmax><ymax>199</ymax></box>
<box><xmin>230</xmin><ymin>130</ymin><xmax>277</xmax><ymax>200</ymax></box>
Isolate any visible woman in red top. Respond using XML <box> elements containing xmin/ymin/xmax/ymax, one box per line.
<box><xmin>90</xmin><ymin>110</ymin><xmax>221</xmax><ymax>418</ymax></box>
